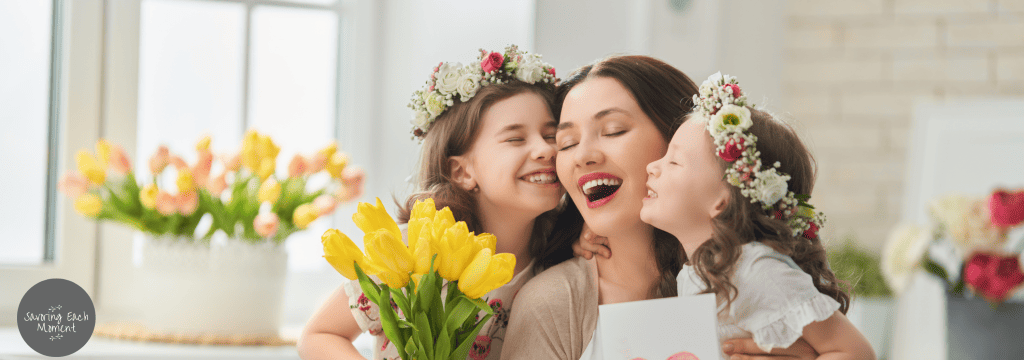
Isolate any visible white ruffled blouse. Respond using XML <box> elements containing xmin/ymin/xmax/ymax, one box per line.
<box><xmin>676</xmin><ymin>242</ymin><xmax>840</xmax><ymax>356</ymax></box>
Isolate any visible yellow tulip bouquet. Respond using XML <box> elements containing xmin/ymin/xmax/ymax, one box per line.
<box><xmin>58</xmin><ymin>130</ymin><xmax>364</xmax><ymax>243</ymax></box>
<box><xmin>322</xmin><ymin>198</ymin><xmax>515</xmax><ymax>360</ymax></box>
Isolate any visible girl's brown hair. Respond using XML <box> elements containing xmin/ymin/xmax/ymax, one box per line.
<box><xmin>538</xmin><ymin>55</ymin><xmax>699</xmax><ymax>299</ymax></box>
<box><xmin>689</xmin><ymin>109</ymin><xmax>851</xmax><ymax>314</ymax></box>
<box><xmin>397</xmin><ymin>79</ymin><xmax>559</xmax><ymax>260</ymax></box>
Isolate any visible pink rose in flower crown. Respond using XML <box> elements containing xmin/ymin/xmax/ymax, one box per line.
<box><xmin>963</xmin><ymin>252</ymin><xmax>1024</xmax><ymax>302</ymax></box>
<box><xmin>717</xmin><ymin>138</ymin><xmax>745</xmax><ymax>162</ymax></box>
<box><xmin>548</xmin><ymin>68</ymin><xmax>556</xmax><ymax>76</ymax></box>
<box><xmin>988</xmin><ymin>190</ymin><xmax>1024</xmax><ymax>228</ymax></box>
<box><xmin>723</xmin><ymin>83</ymin><xmax>742</xmax><ymax>97</ymax></box>
<box><xmin>803</xmin><ymin>222</ymin><xmax>820</xmax><ymax>240</ymax></box>
<box><xmin>481</xmin><ymin>52</ymin><xmax>504</xmax><ymax>73</ymax></box>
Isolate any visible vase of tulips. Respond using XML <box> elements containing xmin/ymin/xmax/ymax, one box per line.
<box><xmin>883</xmin><ymin>188</ymin><xmax>1024</xmax><ymax>360</ymax></box>
<box><xmin>322</xmin><ymin>198</ymin><xmax>515</xmax><ymax>360</ymax></box>
<box><xmin>59</xmin><ymin>131</ymin><xmax>364</xmax><ymax>337</ymax></box>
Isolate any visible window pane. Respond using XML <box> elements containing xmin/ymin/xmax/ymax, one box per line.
<box><xmin>0</xmin><ymin>0</ymin><xmax>54</xmax><ymax>265</ymax></box>
<box><xmin>137</xmin><ymin>0</ymin><xmax>246</xmax><ymax>170</ymax></box>
<box><xmin>249</xmin><ymin>6</ymin><xmax>338</xmax><ymax>271</ymax></box>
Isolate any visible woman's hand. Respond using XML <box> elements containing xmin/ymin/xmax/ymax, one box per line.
<box><xmin>572</xmin><ymin>223</ymin><xmax>611</xmax><ymax>259</ymax></box>
<box><xmin>722</xmin><ymin>338</ymin><xmax>819</xmax><ymax>360</ymax></box>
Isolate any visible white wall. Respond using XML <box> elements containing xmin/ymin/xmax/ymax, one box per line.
<box><xmin>535</xmin><ymin>0</ymin><xmax>786</xmax><ymax>111</ymax></box>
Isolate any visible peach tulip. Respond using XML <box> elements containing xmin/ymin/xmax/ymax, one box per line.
<box><xmin>177</xmin><ymin>191</ymin><xmax>198</xmax><ymax>216</ymax></box>
<box><xmin>169</xmin><ymin>155</ymin><xmax>188</xmax><ymax>170</ymax></box>
<box><xmin>149</xmin><ymin>146</ymin><xmax>170</xmax><ymax>174</ymax></box>
<box><xmin>58</xmin><ymin>173</ymin><xmax>89</xmax><ymax>199</ymax></box>
<box><xmin>155</xmin><ymin>191</ymin><xmax>177</xmax><ymax>216</ymax></box>
<box><xmin>109</xmin><ymin>145</ymin><xmax>132</xmax><ymax>174</ymax></box>
<box><xmin>288</xmin><ymin>154</ymin><xmax>308</xmax><ymax>178</ymax></box>
<box><xmin>222</xmin><ymin>152</ymin><xmax>241</xmax><ymax>172</ymax></box>
<box><xmin>254</xmin><ymin>212</ymin><xmax>280</xmax><ymax>238</ymax></box>
<box><xmin>307</xmin><ymin>152</ymin><xmax>327</xmax><ymax>173</ymax></box>
<box><xmin>313</xmin><ymin>194</ymin><xmax>337</xmax><ymax>216</ymax></box>
<box><xmin>207</xmin><ymin>172</ymin><xmax>228</xmax><ymax>196</ymax></box>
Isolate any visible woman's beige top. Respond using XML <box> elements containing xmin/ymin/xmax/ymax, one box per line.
<box><xmin>500</xmin><ymin>257</ymin><xmax>599</xmax><ymax>360</ymax></box>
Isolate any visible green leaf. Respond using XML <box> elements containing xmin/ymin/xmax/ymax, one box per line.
<box><xmin>450</xmin><ymin>314</ymin><xmax>492</xmax><ymax>360</ymax></box>
<box><xmin>463</xmin><ymin>296</ymin><xmax>493</xmax><ymax>316</ymax></box>
<box><xmin>378</xmin><ymin>285</ymin><xmax>410</xmax><ymax>360</ymax></box>
<box><xmin>795</xmin><ymin>194</ymin><xmax>811</xmax><ymax>201</ymax></box>
<box><xmin>922</xmin><ymin>258</ymin><xmax>950</xmax><ymax>288</ymax></box>
<box><xmin>444</xmin><ymin>297</ymin><xmax>478</xmax><ymax>338</ymax></box>
<box><xmin>354</xmin><ymin>264</ymin><xmax>380</xmax><ymax>305</ymax></box>
<box><xmin>415</xmin><ymin>312</ymin><xmax>435</xmax><ymax>359</ymax></box>
<box><xmin>434</xmin><ymin>324</ymin><xmax>451</xmax><ymax>360</ymax></box>
<box><xmin>390</xmin><ymin>287</ymin><xmax>412</xmax><ymax>320</ymax></box>
<box><xmin>398</xmin><ymin>319</ymin><xmax>415</xmax><ymax>329</ymax></box>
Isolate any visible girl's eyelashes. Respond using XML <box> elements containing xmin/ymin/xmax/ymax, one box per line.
<box><xmin>558</xmin><ymin>142</ymin><xmax>577</xmax><ymax>151</ymax></box>
<box><xmin>505</xmin><ymin>137</ymin><xmax>525</xmax><ymax>143</ymax></box>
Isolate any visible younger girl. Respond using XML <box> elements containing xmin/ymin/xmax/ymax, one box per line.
<box><xmin>298</xmin><ymin>45</ymin><xmax>563</xmax><ymax>360</ymax></box>
<box><xmin>640</xmin><ymin>73</ymin><xmax>875</xmax><ymax>359</ymax></box>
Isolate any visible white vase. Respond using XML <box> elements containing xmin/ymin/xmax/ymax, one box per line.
<box><xmin>135</xmin><ymin>235</ymin><xmax>287</xmax><ymax>337</ymax></box>
<box><xmin>847</xmin><ymin>297</ymin><xmax>895</xmax><ymax>360</ymax></box>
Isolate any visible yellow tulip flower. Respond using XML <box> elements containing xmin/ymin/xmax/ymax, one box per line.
<box><xmin>406</xmin><ymin>198</ymin><xmax>437</xmax><ymax>251</ymax></box>
<box><xmin>196</xmin><ymin>135</ymin><xmax>212</xmax><ymax>153</ymax></box>
<box><xmin>258</xmin><ymin>158</ymin><xmax>276</xmax><ymax>180</ymax></box>
<box><xmin>140</xmin><ymin>184</ymin><xmax>159</xmax><ymax>209</ymax></box>
<box><xmin>241</xmin><ymin>131</ymin><xmax>260</xmax><ymax>171</ymax></box>
<box><xmin>256</xmin><ymin>134</ymin><xmax>280</xmax><ymax>163</ymax></box>
<box><xmin>410</xmin><ymin>198</ymin><xmax>437</xmax><ymax>221</ymax></box>
<box><xmin>412</xmin><ymin>224</ymin><xmax>435</xmax><ymax>275</ymax></box>
<box><xmin>352</xmin><ymin>198</ymin><xmax>402</xmax><ymax>239</ymax></box>
<box><xmin>75</xmin><ymin>150</ymin><xmax>106</xmax><ymax>185</ymax></box>
<box><xmin>318</xmin><ymin>141</ymin><xmax>338</xmax><ymax>159</ymax></box>
<box><xmin>176</xmin><ymin>169</ymin><xmax>195</xmax><ymax>192</ymax></box>
<box><xmin>365</xmin><ymin>228</ymin><xmax>415</xmax><ymax>288</ymax></box>
<box><xmin>459</xmin><ymin>248</ymin><xmax>515</xmax><ymax>299</ymax></box>
<box><xmin>258</xmin><ymin>178</ymin><xmax>281</xmax><ymax>204</ymax></box>
<box><xmin>74</xmin><ymin>193</ymin><xmax>103</xmax><ymax>217</ymax></box>
<box><xmin>322</xmin><ymin>229</ymin><xmax>378</xmax><ymax>280</ymax></box>
<box><xmin>95</xmin><ymin>139</ymin><xmax>113</xmax><ymax>168</ymax></box>
<box><xmin>429</xmin><ymin>206</ymin><xmax>456</xmax><ymax>240</ymax></box>
<box><xmin>326</xmin><ymin>152</ymin><xmax>348</xmax><ymax>179</ymax></box>
<box><xmin>293</xmin><ymin>203</ymin><xmax>319</xmax><ymax>229</ymax></box>
<box><xmin>474</xmin><ymin>233</ymin><xmax>497</xmax><ymax>254</ymax></box>
<box><xmin>436</xmin><ymin>222</ymin><xmax>479</xmax><ymax>281</ymax></box>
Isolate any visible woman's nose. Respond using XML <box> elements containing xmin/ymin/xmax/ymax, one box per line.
<box><xmin>573</xmin><ymin>137</ymin><xmax>603</xmax><ymax>167</ymax></box>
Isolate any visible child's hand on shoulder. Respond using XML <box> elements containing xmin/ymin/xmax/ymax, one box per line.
<box><xmin>573</xmin><ymin>224</ymin><xmax>611</xmax><ymax>259</ymax></box>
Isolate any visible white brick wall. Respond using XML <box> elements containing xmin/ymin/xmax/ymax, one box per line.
<box><xmin>783</xmin><ymin>0</ymin><xmax>1024</xmax><ymax>252</ymax></box>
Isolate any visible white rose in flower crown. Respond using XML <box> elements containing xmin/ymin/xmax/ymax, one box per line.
<box><xmin>709</xmin><ymin>104</ymin><xmax>752</xmax><ymax>136</ymax></box>
<box><xmin>882</xmin><ymin>223</ymin><xmax>931</xmax><ymax>294</ymax></box>
<box><xmin>755</xmin><ymin>170</ymin><xmax>789</xmax><ymax>206</ymax></box>
<box><xmin>423</xmin><ymin>92</ymin><xmax>447</xmax><ymax>117</ymax></box>
<box><xmin>456</xmin><ymin>70</ymin><xmax>481</xmax><ymax>101</ymax></box>
<box><xmin>435</xmin><ymin>62</ymin><xmax>462</xmax><ymax>96</ymax></box>
<box><xmin>515</xmin><ymin>57</ymin><xmax>546</xmax><ymax>83</ymax></box>
<box><xmin>412</xmin><ymin>111</ymin><xmax>431</xmax><ymax>130</ymax></box>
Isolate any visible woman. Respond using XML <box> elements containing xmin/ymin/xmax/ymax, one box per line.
<box><xmin>502</xmin><ymin>55</ymin><xmax>818</xmax><ymax>360</ymax></box>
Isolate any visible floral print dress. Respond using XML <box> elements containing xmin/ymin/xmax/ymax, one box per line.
<box><xmin>343</xmin><ymin>260</ymin><xmax>536</xmax><ymax>360</ymax></box>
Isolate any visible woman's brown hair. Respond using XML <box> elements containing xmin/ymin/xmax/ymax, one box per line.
<box><xmin>537</xmin><ymin>55</ymin><xmax>699</xmax><ymax>299</ymax></box>
<box><xmin>397</xmin><ymin>79</ymin><xmax>559</xmax><ymax>260</ymax></box>
<box><xmin>689</xmin><ymin>109</ymin><xmax>851</xmax><ymax>314</ymax></box>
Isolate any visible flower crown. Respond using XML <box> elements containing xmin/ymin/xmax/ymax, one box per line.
<box><xmin>692</xmin><ymin>72</ymin><xmax>826</xmax><ymax>239</ymax></box>
<box><xmin>408</xmin><ymin>44</ymin><xmax>557</xmax><ymax>139</ymax></box>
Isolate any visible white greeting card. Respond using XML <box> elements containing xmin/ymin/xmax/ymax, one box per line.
<box><xmin>597</xmin><ymin>293</ymin><xmax>720</xmax><ymax>360</ymax></box>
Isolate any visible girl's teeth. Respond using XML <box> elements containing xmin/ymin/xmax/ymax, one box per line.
<box><xmin>647</xmin><ymin>189</ymin><xmax>657</xmax><ymax>198</ymax></box>
<box><xmin>526</xmin><ymin>174</ymin><xmax>556</xmax><ymax>184</ymax></box>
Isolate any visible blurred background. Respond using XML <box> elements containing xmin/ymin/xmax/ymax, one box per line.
<box><xmin>2</xmin><ymin>0</ymin><xmax>1023</xmax><ymax>359</ymax></box>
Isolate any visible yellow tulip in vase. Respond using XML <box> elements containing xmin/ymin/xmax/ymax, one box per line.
<box><xmin>322</xmin><ymin>198</ymin><xmax>514</xmax><ymax>360</ymax></box>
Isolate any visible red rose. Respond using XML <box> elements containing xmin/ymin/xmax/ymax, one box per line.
<box><xmin>549</xmin><ymin>67</ymin><xmax>556</xmax><ymax>76</ymax></box>
<box><xmin>481</xmin><ymin>52</ymin><xmax>504</xmax><ymax>73</ymax></box>
<box><xmin>803</xmin><ymin>222</ymin><xmax>819</xmax><ymax>239</ymax></box>
<box><xmin>723</xmin><ymin>83</ymin><xmax>742</xmax><ymax>97</ymax></box>
<box><xmin>988</xmin><ymin>190</ymin><xmax>1024</xmax><ymax>228</ymax></box>
<box><xmin>717</xmin><ymin>138</ymin><xmax>745</xmax><ymax>162</ymax></box>
<box><xmin>963</xmin><ymin>252</ymin><xmax>1024</xmax><ymax>302</ymax></box>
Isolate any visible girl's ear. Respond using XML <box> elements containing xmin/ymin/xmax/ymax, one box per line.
<box><xmin>448</xmin><ymin>156</ymin><xmax>477</xmax><ymax>192</ymax></box>
<box><xmin>709</xmin><ymin>186</ymin><xmax>731</xmax><ymax>218</ymax></box>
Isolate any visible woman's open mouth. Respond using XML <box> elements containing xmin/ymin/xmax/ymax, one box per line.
<box><xmin>578</xmin><ymin>172</ymin><xmax>622</xmax><ymax>208</ymax></box>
